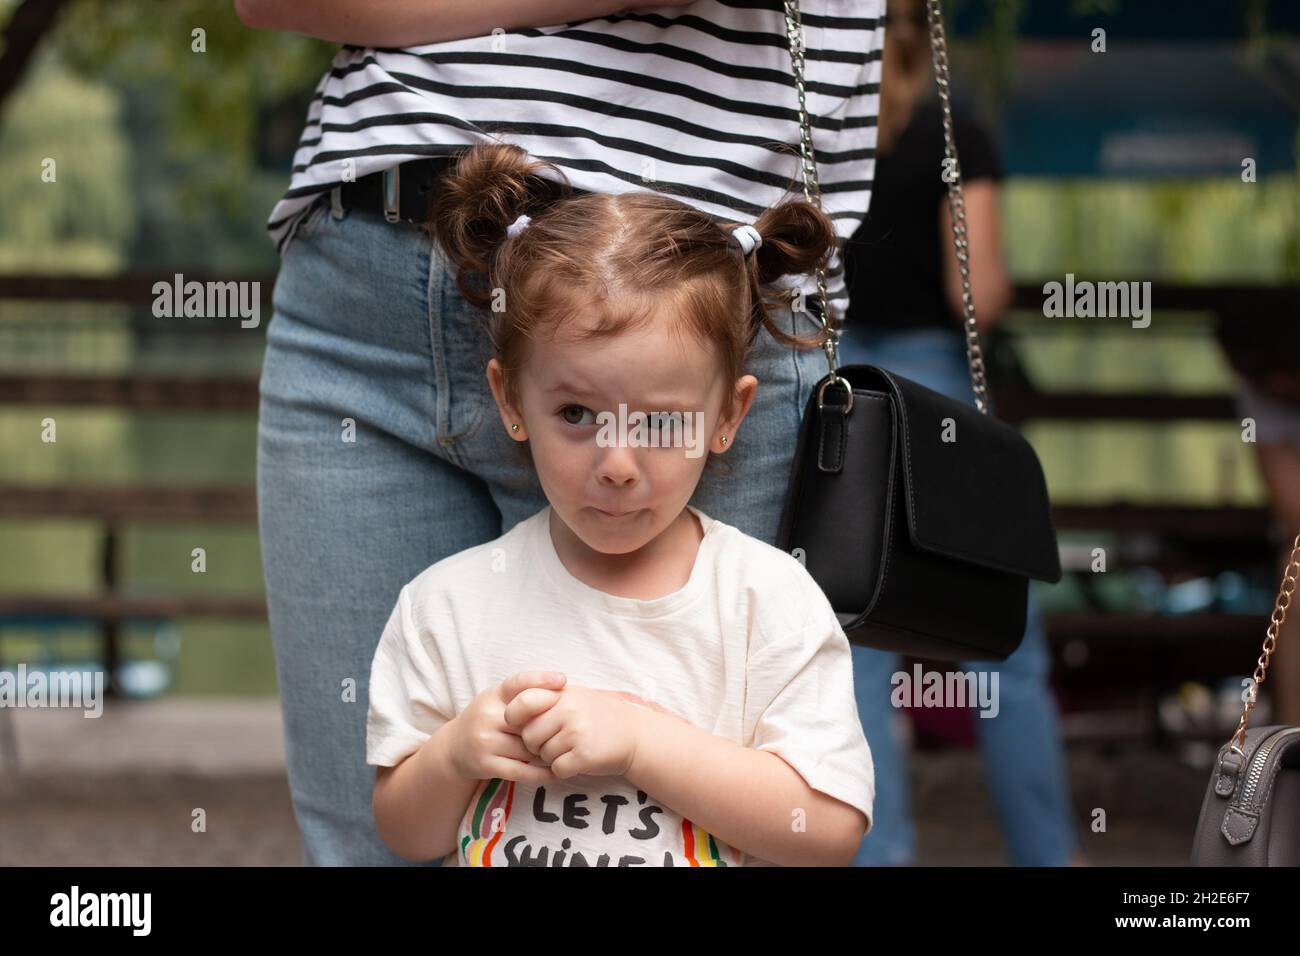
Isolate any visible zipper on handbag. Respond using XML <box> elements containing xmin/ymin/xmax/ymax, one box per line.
<box><xmin>1231</xmin><ymin>727</ymin><xmax>1300</xmax><ymax>812</ymax></box>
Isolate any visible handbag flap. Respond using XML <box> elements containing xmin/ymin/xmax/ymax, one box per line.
<box><xmin>845</xmin><ymin>365</ymin><xmax>1063</xmax><ymax>582</ymax></box>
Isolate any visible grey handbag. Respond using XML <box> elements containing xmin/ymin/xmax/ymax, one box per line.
<box><xmin>1191</xmin><ymin>532</ymin><xmax>1300</xmax><ymax>865</ymax></box>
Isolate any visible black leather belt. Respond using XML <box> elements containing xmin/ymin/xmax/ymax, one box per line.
<box><xmin>334</xmin><ymin>154</ymin><xmax>582</xmax><ymax>228</ymax></box>
<box><xmin>334</xmin><ymin>156</ymin><xmax>455</xmax><ymax>226</ymax></box>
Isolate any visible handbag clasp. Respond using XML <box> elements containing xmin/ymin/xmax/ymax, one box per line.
<box><xmin>817</xmin><ymin>375</ymin><xmax>853</xmax><ymax>414</ymax></box>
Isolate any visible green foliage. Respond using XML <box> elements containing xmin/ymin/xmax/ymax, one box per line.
<box><xmin>0</xmin><ymin>48</ymin><xmax>133</xmax><ymax>271</ymax></box>
<box><xmin>50</xmin><ymin>0</ymin><xmax>334</xmax><ymax>219</ymax></box>
<box><xmin>1003</xmin><ymin>176</ymin><xmax>1300</xmax><ymax>281</ymax></box>
<box><xmin>0</xmin><ymin>1</ymin><xmax>337</xmax><ymax>270</ymax></box>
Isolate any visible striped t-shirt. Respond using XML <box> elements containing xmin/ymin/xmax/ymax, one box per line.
<box><xmin>265</xmin><ymin>0</ymin><xmax>884</xmax><ymax>321</ymax></box>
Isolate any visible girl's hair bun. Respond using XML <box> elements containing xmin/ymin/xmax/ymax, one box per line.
<box><xmin>750</xmin><ymin>200</ymin><xmax>837</xmax><ymax>289</ymax></box>
<box><xmin>431</xmin><ymin>143</ymin><xmax>572</xmax><ymax>309</ymax></box>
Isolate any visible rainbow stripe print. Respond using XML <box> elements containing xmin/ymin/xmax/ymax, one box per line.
<box><xmin>461</xmin><ymin>777</ymin><xmax>515</xmax><ymax>867</ymax></box>
<box><xmin>680</xmin><ymin>818</ymin><xmax>741</xmax><ymax>866</ymax></box>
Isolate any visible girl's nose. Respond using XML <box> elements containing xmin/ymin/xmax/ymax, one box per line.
<box><xmin>596</xmin><ymin>444</ymin><xmax>640</xmax><ymax>486</ymax></box>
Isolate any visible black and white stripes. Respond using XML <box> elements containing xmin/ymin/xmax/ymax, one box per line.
<box><xmin>266</xmin><ymin>0</ymin><xmax>884</xmax><ymax>319</ymax></box>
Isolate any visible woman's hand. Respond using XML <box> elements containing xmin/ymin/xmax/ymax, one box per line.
<box><xmin>512</xmin><ymin>682</ymin><xmax>649</xmax><ymax>779</ymax></box>
<box><xmin>445</xmin><ymin>670</ymin><xmax>566</xmax><ymax>783</ymax></box>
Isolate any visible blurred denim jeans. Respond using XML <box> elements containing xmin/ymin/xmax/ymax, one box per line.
<box><xmin>256</xmin><ymin>195</ymin><xmax>834</xmax><ymax>865</ymax></box>
<box><xmin>834</xmin><ymin>324</ymin><xmax>1078</xmax><ymax>867</ymax></box>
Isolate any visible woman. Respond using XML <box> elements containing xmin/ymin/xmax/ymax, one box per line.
<box><xmin>234</xmin><ymin>0</ymin><xmax>886</xmax><ymax>865</ymax></box>
<box><xmin>837</xmin><ymin>0</ymin><xmax>1081</xmax><ymax>866</ymax></box>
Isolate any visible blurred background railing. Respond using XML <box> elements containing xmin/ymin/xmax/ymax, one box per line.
<box><xmin>2</xmin><ymin>277</ymin><xmax>1296</xmax><ymax>742</ymax></box>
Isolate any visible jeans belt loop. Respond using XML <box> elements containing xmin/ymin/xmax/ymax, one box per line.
<box><xmin>382</xmin><ymin>165</ymin><xmax>401</xmax><ymax>223</ymax></box>
<box><xmin>329</xmin><ymin>185</ymin><xmax>344</xmax><ymax>220</ymax></box>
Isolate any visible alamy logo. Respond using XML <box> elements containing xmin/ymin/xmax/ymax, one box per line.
<box><xmin>891</xmin><ymin>663</ymin><xmax>1000</xmax><ymax>718</ymax></box>
<box><xmin>152</xmin><ymin>273</ymin><xmax>260</xmax><ymax>328</ymax></box>
<box><xmin>0</xmin><ymin>664</ymin><xmax>103</xmax><ymax>718</ymax></box>
<box><xmin>1042</xmin><ymin>273</ymin><xmax>1151</xmax><ymax>328</ymax></box>
<box><xmin>50</xmin><ymin>886</ymin><xmax>151</xmax><ymax>936</ymax></box>
<box><xmin>595</xmin><ymin>404</ymin><xmax>708</xmax><ymax>459</ymax></box>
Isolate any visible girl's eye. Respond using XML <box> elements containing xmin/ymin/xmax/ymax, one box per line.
<box><xmin>559</xmin><ymin>404</ymin><xmax>596</xmax><ymax>426</ymax></box>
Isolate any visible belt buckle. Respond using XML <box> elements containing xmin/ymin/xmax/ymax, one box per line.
<box><xmin>382</xmin><ymin>166</ymin><xmax>401</xmax><ymax>223</ymax></box>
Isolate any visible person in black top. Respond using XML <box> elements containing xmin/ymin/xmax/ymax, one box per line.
<box><xmin>839</xmin><ymin>0</ymin><xmax>1082</xmax><ymax>867</ymax></box>
<box><xmin>843</xmin><ymin>94</ymin><xmax>1010</xmax><ymax>337</ymax></box>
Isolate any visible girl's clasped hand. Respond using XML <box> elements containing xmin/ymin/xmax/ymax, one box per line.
<box><xmin>446</xmin><ymin>671</ymin><xmax>680</xmax><ymax>784</ymax></box>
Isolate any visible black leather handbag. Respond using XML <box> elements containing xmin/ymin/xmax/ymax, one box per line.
<box><xmin>1192</xmin><ymin>534</ymin><xmax>1300</xmax><ymax>866</ymax></box>
<box><xmin>774</xmin><ymin>0</ymin><xmax>1062</xmax><ymax>662</ymax></box>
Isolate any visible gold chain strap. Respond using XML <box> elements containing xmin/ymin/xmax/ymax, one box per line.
<box><xmin>1231</xmin><ymin>532</ymin><xmax>1300</xmax><ymax>751</ymax></box>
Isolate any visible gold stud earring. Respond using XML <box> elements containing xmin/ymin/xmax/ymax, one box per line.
<box><xmin>511</xmin><ymin>423</ymin><xmax>519</xmax><ymax>432</ymax></box>
<box><xmin>720</xmin><ymin>435</ymin><xmax>728</xmax><ymax>446</ymax></box>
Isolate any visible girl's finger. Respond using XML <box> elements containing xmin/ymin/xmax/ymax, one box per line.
<box><xmin>491</xmin><ymin>731</ymin><xmax>545</xmax><ymax>766</ymax></box>
<box><xmin>531</xmin><ymin>726</ymin><xmax>572</xmax><ymax>765</ymax></box>
<box><xmin>502</xmin><ymin>687</ymin><xmax>562</xmax><ymax>730</ymax></box>
<box><xmin>517</xmin><ymin>706</ymin><xmax>564</xmax><ymax>754</ymax></box>
<box><xmin>498</xmin><ymin>671</ymin><xmax>566</xmax><ymax>704</ymax></box>
<box><xmin>547</xmin><ymin>750</ymin><xmax>579</xmax><ymax>780</ymax></box>
<box><xmin>489</xmin><ymin>757</ymin><xmax>558</xmax><ymax>785</ymax></box>
<box><xmin>536</xmin><ymin>739</ymin><xmax>564</xmax><ymax>767</ymax></box>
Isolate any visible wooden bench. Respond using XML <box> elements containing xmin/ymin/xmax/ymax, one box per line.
<box><xmin>0</xmin><ymin>484</ymin><xmax>262</xmax><ymax>699</ymax></box>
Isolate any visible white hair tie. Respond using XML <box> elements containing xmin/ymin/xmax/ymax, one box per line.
<box><xmin>506</xmin><ymin>213</ymin><xmax>532</xmax><ymax>239</ymax></box>
<box><xmin>732</xmin><ymin>223</ymin><xmax>763</xmax><ymax>257</ymax></box>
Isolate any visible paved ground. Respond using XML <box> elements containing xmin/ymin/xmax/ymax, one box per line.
<box><xmin>1</xmin><ymin>700</ymin><xmax>300</xmax><ymax>866</ymax></box>
<box><xmin>0</xmin><ymin>699</ymin><xmax>1206</xmax><ymax>866</ymax></box>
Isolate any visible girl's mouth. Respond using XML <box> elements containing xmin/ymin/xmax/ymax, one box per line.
<box><xmin>592</xmin><ymin>507</ymin><xmax>640</xmax><ymax>518</ymax></box>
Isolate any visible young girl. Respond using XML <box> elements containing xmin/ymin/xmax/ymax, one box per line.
<box><xmin>364</xmin><ymin>143</ymin><xmax>874</xmax><ymax>867</ymax></box>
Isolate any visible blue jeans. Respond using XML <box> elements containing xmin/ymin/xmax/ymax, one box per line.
<box><xmin>256</xmin><ymin>194</ymin><xmax>832</xmax><ymax>865</ymax></box>
<box><xmin>835</xmin><ymin>325</ymin><xmax>1078</xmax><ymax>866</ymax></box>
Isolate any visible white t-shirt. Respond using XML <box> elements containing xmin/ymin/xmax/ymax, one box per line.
<box><xmin>366</xmin><ymin>504</ymin><xmax>874</xmax><ymax>867</ymax></box>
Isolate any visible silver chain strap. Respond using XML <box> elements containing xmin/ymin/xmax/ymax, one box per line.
<box><xmin>924</xmin><ymin>0</ymin><xmax>990</xmax><ymax>414</ymax></box>
<box><xmin>782</xmin><ymin>1</ymin><xmax>846</xmax><ymax>401</ymax></box>
<box><xmin>783</xmin><ymin>0</ymin><xmax>991</xmax><ymax>415</ymax></box>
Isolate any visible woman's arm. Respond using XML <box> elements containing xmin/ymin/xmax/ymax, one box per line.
<box><xmin>233</xmin><ymin>0</ymin><xmax>692</xmax><ymax>47</ymax></box>
<box><xmin>940</xmin><ymin>179</ymin><xmax>1013</xmax><ymax>333</ymax></box>
<box><xmin>372</xmin><ymin>716</ymin><xmax>478</xmax><ymax>861</ymax></box>
<box><xmin>624</xmin><ymin>708</ymin><xmax>868</xmax><ymax>866</ymax></box>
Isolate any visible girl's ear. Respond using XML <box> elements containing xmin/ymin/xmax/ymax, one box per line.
<box><xmin>486</xmin><ymin>359</ymin><xmax>528</xmax><ymax>440</ymax></box>
<box><xmin>713</xmin><ymin>375</ymin><xmax>758</xmax><ymax>452</ymax></box>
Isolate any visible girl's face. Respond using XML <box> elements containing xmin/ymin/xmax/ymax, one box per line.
<box><xmin>486</xmin><ymin>304</ymin><xmax>757</xmax><ymax>556</ymax></box>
